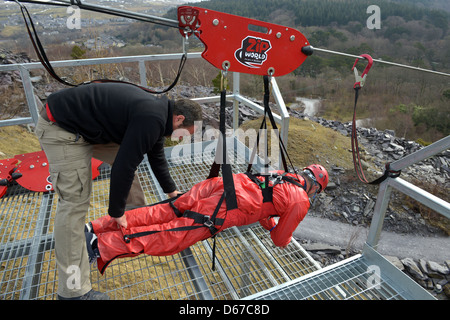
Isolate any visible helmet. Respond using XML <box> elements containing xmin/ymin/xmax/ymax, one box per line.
<box><xmin>304</xmin><ymin>164</ymin><xmax>329</xmax><ymax>192</ymax></box>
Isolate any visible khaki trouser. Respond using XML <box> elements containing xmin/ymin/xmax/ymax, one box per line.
<box><xmin>35</xmin><ymin>116</ymin><xmax>146</xmax><ymax>298</ymax></box>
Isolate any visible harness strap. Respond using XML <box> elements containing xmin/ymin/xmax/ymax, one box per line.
<box><xmin>183</xmin><ymin>211</ymin><xmax>225</xmax><ymax>233</ymax></box>
<box><xmin>122</xmin><ymin>192</ymin><xmax>226</xmax><ymax>270</ymax></box>
<box><xmin>169</xmin><ymin>201</ymin><xmax>183</xmax><ymax>218</ymax></box>
<box><xmin>245</xmin><ymin>171</ymin><xmax>307</xmax><ymax>204</ymax></box>
<box><xmin>247</xmin><ymin>76</ymin><xmax>289</xmax><ymax>173</ymax></box>
<box><xmin>207</xmin><ymin>89</ymin><xmax>238</xmax><ymax>211</ymax></box>
<box><xmin>123</xmin><ymin>192</ymin><xmax>225</xmax><ymax>242</ymax></box>
<box><xmin>125</xmin><ymin>193</ymin><xmax>184</xmax><ymax>211</ymax></box>
<box><xmin>281</xmin><ymin>173</ymin><xmax>307</xmax><ymax>191</ymax></box>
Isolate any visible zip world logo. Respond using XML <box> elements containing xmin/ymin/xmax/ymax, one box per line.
<box><xmin>235</xmin><ymin>36</ymin><xmax>271</xmax><ymax>68</ymax></box>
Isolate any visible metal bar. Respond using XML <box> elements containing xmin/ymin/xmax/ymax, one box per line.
<box><xmin>0</xmin><ymin>234</ymin><xmax>54</xmax><ymax>261</ymax></box>
<box><xmin>191</xmin><ymin>95</ymin><xmax>232</xmax><ymax>104</ymax></box>
<box><xmin>232</xmin><ymin>72</ymin><xmax>240</xmax><ymax>131</ymax></box>
<box><xmin>270</xmin><ymin>76</ymin><xmax>290</xmax><ymax>167</ymax></box>
<box><xmin>138</xmin><ymin>60</ymin><xmax>147</xmax><ymax>87</ymax></box>
<box><xmin>246</xmin><ymin>228</ymin><xmax>291</xmax><ymax>282</ymax></box>
<box><xmin>12</xmin><ymin>0</ymin><xmax>180</xmax><ymax>29</ymax></box>
<box><xmin>389</xmin><ymin>135</ymin><xmax>450</xmax><ymax>172</ymax></box>
<box><xmin>313</xmin><ymin>46</ymin><xmax>450</xmax><ymax>77</ymax></box>
<box><xmin>365</xmin><ymin>182</ymin><xmax>393</xmax><ymax>249</ymax></box>
<box><xmin>234</xmin><ymin>95</ymin><xmax>283</xmax><ymax>124</ymax></box>
<box><xmin>242</xmin><ymin>254</ymin><xmax>362</xmax><ymax>300</ymax></box>
<box><xmin>366</xmin><ymin>134</ymin><xmax>450</xmax><ymax>249</ymax></box>
<box><xmin>0</xmin><ymin>117</ymin><xmax>34</xmax><ymax>128</ymax></box>
<box><xmin>270</xmin><ymin>76</ymin><xmax>289</xmax><ymax>145</ymax></box>
<box><xmin>19</xmin><ymin>192</ymin><xmax>53</xmax><ymax>300</ymax></box>
<box><xmin>0</xmin><ymin>53</ymin><xmax>202</xmax><ymax>72</ymax></box>
<box><xmin>388</xmin><ymin>177</ymin><xmax>450</xmax><ymax>219</ymax></box>
<box><xmin>18</xmin><ymin>65</ymin><xmax>39</xmax><ymax>125</ymax></box>
<box><xmin>180</xmin><ymin>248</ymin><xmax>214</xmax><ymax>300</ymax></box>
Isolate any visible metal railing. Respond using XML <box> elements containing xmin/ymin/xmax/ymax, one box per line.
<box><xmin>0</xmin><ymin>52</ymin><xmax>290</xmax><ymax>146</ymax></box>
<box><xmin>366</xmin><ymin>135</ymin><xmax>450</xmax><ymax>249</ymax></box>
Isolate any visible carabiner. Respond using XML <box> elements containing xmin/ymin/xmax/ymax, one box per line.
<box><xmin>352</xmin><ymin>54</ymin><xmax>373</xmax><ymax>89</ymax></box>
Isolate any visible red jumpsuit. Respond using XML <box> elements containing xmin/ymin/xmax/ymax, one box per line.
<box><xmin>91</xmin><ymin>172</ymin><xmax>310</xmax><ymax>273</ymax></box>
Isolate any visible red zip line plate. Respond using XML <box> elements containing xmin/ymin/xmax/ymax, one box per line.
<box><xmin>0</xmin><ymin>158</ymin><xmax>19</xmax><ymax>198</ymax></box>
<box><xmin>178</xmin><ymin>6</ymin><xmax>310</xmax><ymax>76</ymax></box>
<box><xmin>12</xmin><ymin>151</ymin><xmax>103</xmax><ymax>193</ymax></box>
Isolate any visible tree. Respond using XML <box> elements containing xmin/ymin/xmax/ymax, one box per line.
<box><xmin>70</xmin><ymin>45</ymin><xmax>86</xmax><ymax>60</ymax></box>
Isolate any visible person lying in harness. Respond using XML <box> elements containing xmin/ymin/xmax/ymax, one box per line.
<box><xmin>85</xmin><ymin>164</ymin><xmax>329</xmax><ymax>274</ymax></box>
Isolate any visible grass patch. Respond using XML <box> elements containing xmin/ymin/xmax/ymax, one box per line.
<box><xmin>0</xmin><ymin>125</ymin><xmax>41</xmax><ymax>159</ymax></box>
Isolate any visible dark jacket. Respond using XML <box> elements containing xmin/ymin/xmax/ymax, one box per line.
<box><xmin>47</xmin><ymin>82</ymin><xmax>176</xmax><ymax>218</ymax></box>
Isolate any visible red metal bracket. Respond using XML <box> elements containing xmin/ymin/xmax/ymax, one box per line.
<box><xmin>178</xmin><ymin>6</ymin><xmax>310</xmax><ymax>77</ymax></box>
<box><xmin>0</xmin><ymin>158</ymin><xmax>20</xmax><ymax>198</ymax></box>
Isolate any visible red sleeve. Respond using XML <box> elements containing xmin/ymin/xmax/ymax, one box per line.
<box><xmin>258</xmin><ymin>202</ymin><xmax>277</xmax><ymax>231</ymax></box>
<box><xmin>270</xmin><ymin>188</ymin><xmax>310</xmax><ymax>247</ymax></box>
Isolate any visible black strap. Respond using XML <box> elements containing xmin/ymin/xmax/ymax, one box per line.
<box><xmin>207</xmin><ymin>89</ymin><xmax>238</xmax><ymax>211</ymax></box>
<box><xmin>245</xmin><ymin>171</ymin><xmax>307</xmax><ymax>204</ymax></box>
<box><xmin>246</xmin><ymin>76</ymin><xmax>303</xmax><ymax>203</ymax></box>
<box><xmin>280</xmin><ymin>173</ymin><xmax>307</xmax><ymax>191</ymax></box>
<box><xmin>247</xmin><ymin>76</ymin><xmax>298</xmax><ymax>174</ymax></box>
<box><xmin>122</xmin><ymin>193</ymin><xmax>225</xmax><ymax>241</ymax></box>
<box><xmin>351</xmin><ymin>87</ymin><xmax>401</xmax><ymax>184</ymax></box>
<box><xmin>125</xmin><ymin>193</ymin><xmax>184</xmax><ymax>211</ymax></box>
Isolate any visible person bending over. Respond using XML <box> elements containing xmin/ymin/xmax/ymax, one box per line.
<box><xmin>36</xmin><ymin>82</ymin><xmax>202</xmax><ymax>300</ymax></box>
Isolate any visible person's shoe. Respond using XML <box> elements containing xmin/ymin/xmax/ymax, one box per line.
<box><xmin>84</xmin><ymin>222</ymin><xmax>93</xmax><ymax>233</ymax></box>
<box><xmin>58</xmin><ymin>289</ymin><xmax>110</xmax><ymax>300</ymax></box>
<box><xmin>85</xmin><ymin>231</ymin><xmax>100</xmax><ymax>264</ymax></box>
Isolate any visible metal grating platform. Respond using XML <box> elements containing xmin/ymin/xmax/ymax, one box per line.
<box><xmin>0</xmin><ymin>138</ymin><xmax>436</xmax><ymax>300</ymax></box>
<box><xmin>245</xmin><ymin>255</ymin><xmax>406</xmax><ymax>300</ymax></box>
<box><xmin>0</xmin><ymin>139</ymin><xmax>321</xmax><ymax>300</ymax></box>
<box><xmin>245</xmin><ymin>243</ymin><xmax>435</xmax><ymax>300</ymax></box>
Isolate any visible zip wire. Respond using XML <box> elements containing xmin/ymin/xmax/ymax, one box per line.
<box><xmin>310</xmin><ymin>46</ymin><xmax>450</xmax><ymax>78</ymax></box>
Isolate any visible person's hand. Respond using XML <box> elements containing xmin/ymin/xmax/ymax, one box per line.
<box><xmin>168</xmin><ymin>190</ymin><xmax>181</xmax><ymax>198</ymax></box>
<box><xmin>114</xmin><ymin>215</ymin><xmax>127</xmax><ymax>229</ymax></box>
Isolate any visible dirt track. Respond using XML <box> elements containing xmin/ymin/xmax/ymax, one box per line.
<box><xmin>294</xmin><ymin>215</ymin><xmax>450</xmax><ymax>262</ymax></box>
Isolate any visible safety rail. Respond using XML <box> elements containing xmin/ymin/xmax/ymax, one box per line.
<box><xmin>366</xmin><ymin>135</ymin><xmax>450</xmax><ymax>248</ymax></box>
<box><xmin>0</xmin><ymin>52</ymin><xmax>290</xmax><ymax>145</ymax></box>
